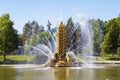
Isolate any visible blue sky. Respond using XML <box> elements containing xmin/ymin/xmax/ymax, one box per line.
<box><xmin>0</xmin><ymin>0</ymin><xmax>120</xmax><ymax>33</ymax></box>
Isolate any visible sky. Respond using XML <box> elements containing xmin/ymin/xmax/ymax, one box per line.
<box><xmin>0</xmin><ymin>0</ymin><xmax>120</xmax><ymax>33</ymax></box>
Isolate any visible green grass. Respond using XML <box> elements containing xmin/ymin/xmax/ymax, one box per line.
<box><xmin>76</xmin><ymin>56</ymin><xmax>120</xmax><ymax>61</ymax></box>
<box><xmin>0</xmin><ymin>55</ymin><xmax>35</xmax><ymax>61</ymax></box>
<box><xmin>0</xmin><ymin>56</ymin><xmax>3</xmax><ymax>61</ymax></box>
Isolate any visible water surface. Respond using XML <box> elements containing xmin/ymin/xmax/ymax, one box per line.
<box><xmin>0</xmin><ymin>64</ymin><xmax>120</xmax><ymax>80</ymax></box>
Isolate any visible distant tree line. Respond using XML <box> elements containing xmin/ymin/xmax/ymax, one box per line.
<box><xmin>21</xmin><ymin>16</ymin><xmax>120</xmax><ymax>56</ymax></box>
<box><xmin>0</xmin><ymin>13</ymin><xmax>120</xmax><ymax>60</ymax></box>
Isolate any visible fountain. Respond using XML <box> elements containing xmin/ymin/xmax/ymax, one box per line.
<box><xmin>79</xmin><ymin>20</ymin><xmax>95</xmax><ymax>67</ymax></box>
<box><xmin>48</xmin><ymin>22</ymin><xmax>77</xmax><ymax>67</ymax></box>
<box><xmin>24</xmin><ymin>19</ymin><xmax>97</xmax><ymax>67</ymax></box>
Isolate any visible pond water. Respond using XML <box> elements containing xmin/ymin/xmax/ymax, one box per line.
<box><xmin>0</xmin><ymin>64</ymin><xmax>120</xmax><ymax>80</ymax></box>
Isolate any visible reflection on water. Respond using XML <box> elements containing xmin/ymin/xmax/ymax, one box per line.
<box><xmin>0</xmin><ymin>65</ymin><xmax>120</xmax><ymax>80</ymax></box>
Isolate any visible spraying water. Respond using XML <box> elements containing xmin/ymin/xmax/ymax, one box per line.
<box><xmin>24</xmin><ymin>30</ymin><xmax>56</xmax><ymax>64</ymax></box>
<box><xmin>24</xmin><ymin>19</ymin><xmax>95</xmax><ymax>67</ymax></box>
<box><xmin>79</xmin><ymin>19</ymin><xmax>95</xmax><ymax>67</ymax></box>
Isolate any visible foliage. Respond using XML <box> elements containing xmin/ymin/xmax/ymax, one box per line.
<box><xmin>18</xmin><ymin>34</ymin><xmax>24</xmax><ymax>46</ymax></box>
<box><xmin>90</xmin><ymin>19</ymin><xmax>104</xmax><ymax>55</ymax></box>
<box><xmin>23</xmin><ymin>20</ymin><xmax>52</xmax><ymax>55</ymax></box>
<box><xmin>117</xmin><ymin>47</ymin><xmax>120</xmax><ymax>56</ymax></box>
<box><xmin>37</xmin><ymin>31</ymin><xmax>51</xmax><ymax>44</ymax></box>
<box><xmin>101</xmin><ymin>17</ymin><xmax>120</xmax><ymax>55</ymax></box>
<box><xmin>22</xmin><ymin>21</ymin><xmax>44</xmax><ymax>43</ymax></box>
<box><xmin>25</xmin><ymin>31</ymin><xmax>51</xmax><ymax>45</ymax></box>
<box><xmin>24</xmin><ymin>31</ymin><xmax>52</xmax><ymax>54</ymax></box>
<box><xmin>0</xmin><ymin>14</ymin><xmax>18</xmax><ymax>60</ymax></box>
<box><xmin>72</xmin><ymin>23</ymin><xmax>81</xmax><ymax>54</ymax></box>
<box><xmin>65</xmin><ymin>18</ymin><xmax>81</xmax><ymax>53</ymax></box>
<box><xmin>65</xmin><ymin>17</ymin><xmax>75</xmax><ymax>51</ymax></box>
<box><xmin>47</xmin><ymin>20</ymin><xmax>52</xmax><ymax>31</ymax></box>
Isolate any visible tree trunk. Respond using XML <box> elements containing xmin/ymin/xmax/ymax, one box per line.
<box><xmin>4</xmin><ymin>53</ymin><xmax>6</xmax><ymax>61</ymax></box>
<box><xmin>3</xmin><ymin>39</ymin><xmax>6</xmax><ymax>63</ymax></box>
<box><xmin>3</xmin><ymin>53</ymin><xmax>6</xmax><ymax>64</ymax></box>
<box><xmin>4</xmin><ymin>43</ymin><xmax>6</xmax><ymax>62</ymax></box>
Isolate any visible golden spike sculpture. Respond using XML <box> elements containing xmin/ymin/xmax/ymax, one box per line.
<box><xmin>47</xmin><ymin>21</ymin><xmax>77</xmax><ymax>67</ymax></box>
<box><xmin>56</xmin><ymin>22</ymin><xmax>66</xmax><ymax>60</ymax></box>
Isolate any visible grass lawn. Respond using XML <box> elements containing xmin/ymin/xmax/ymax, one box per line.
<box><xmin>0</xmin><ymin>55</ymin><xmax>35</xmax><ymax>61</ymax></box>
<box><xmin>76</xmin><ymin>56</ymin><xmax>120</xmax><ymax>61</ymax></box>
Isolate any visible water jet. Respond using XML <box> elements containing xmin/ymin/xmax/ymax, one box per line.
<box><xmin>48</xmin><ymin>22</ymin><xmax>77</xmax><ymax>67</ymax></box>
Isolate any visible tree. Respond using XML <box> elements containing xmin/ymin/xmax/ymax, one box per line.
<box><xmin>90</xmin><ymin>19</ymin><xmax>104</xmax><ymax>55</ymax></box>
<box><xmin>24</xmin><ymin>31</ymin><xmax>52</xmax><ymax>54</ymax></box>
<box><xmin>65</xmin><ymin>18</ymin><xmax>82</xmax><ymax>54</ymax></box>
<box><xmin>23</xmin><ymin>21</ymin><xmax>32</xmax><ymax>43</ymax></box>
<box><xmin>72</xmin><ymin>23</ymin><xmax>81</xmax><ymax>54</ymax></box>
<box><xmin>65</xmin><ymin>17</ymin><xmax>75</xmax><ymax>51</ymax></box>
<box><xmin>101</xmin><ymin>17</ymin><xmax>120</xmax><ymax>56</ymax></box>
<box><xmin>47</xmin><ymin>20</ymin><xmax>52</xmax><ymax>31</ymax></box>
<box><xmin>46</xmin><ymin>20</ymin><xmax>54</xmax><ymax>36</ymax></box>
<box><xmin>31</xmin><ymin>21</ymin><xmax>40</xmax><ymax>34</ymax></box>
<box><xmin>23</xmin><ymin>21</ymin><xmax>44</xmax><ymax>44</ymax></box>
<box><xmin>0</xmin><ymin>14</ymin><xmax>18</xmax><ymax>60</ymax></box>
<box><xmin>18</xmin><ymin>34</ymin><xmax>24</xmax><ymax>46</ymax></box>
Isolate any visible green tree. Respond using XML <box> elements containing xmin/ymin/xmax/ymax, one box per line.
<box><xmin>31</xmin><ymin>21</ymin><xmax>40</xmax><ymax>34</ymax></box>
<box><xmin>24</xmin><ymin>31</ymin><xmax>51</xmax><ymax>54</ymax></box>
<box><xmin>90</xmin><ymin>19</ymin><xmax>104</xmax><ymax>55</ymax></box>
<box><xmin>65</xmin><ymin>17</ymin><xmax>75</xmax><ymax>51</ymax></box>
<box><xmin>37</xmin><ymin>31</ymin><xmax>51</xmax><ymax>44</ymax></box>
<box><xmin>18</xmin><ymin>34</ymin><xmax>24</xmax><ymax>46</ymax></box>
<box><xmin>72</xmin><ymin>23</ymin><xmax>81</xmax><ymax>54</ymax></box>
<box><xmin>23</xmin><ymin>21</ymin><xmax>44</xmax><ymax>44</ymax></box>
<box><xmin>47</xmin><ymin>20</ymin><xmax>52</xmax><ymax>31</ymax></box>
<box><xmin>101</xmin><ymin>17</ymin><xmax>120</xmax><ymax>56</ymax></box>
<box><xmin>23</xmin><ymin>21</ymin><xmax>32</xmax><ymax>43</ymax></box>
<box><xmin>65</xmin><ymin>18</ymin><xmax>82</xmax><ymax>54</ymax></box>
<box><xmin>0</xmin><ymin>14</ymin><xmax>18</xmax><ymax>60</ymax></box>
